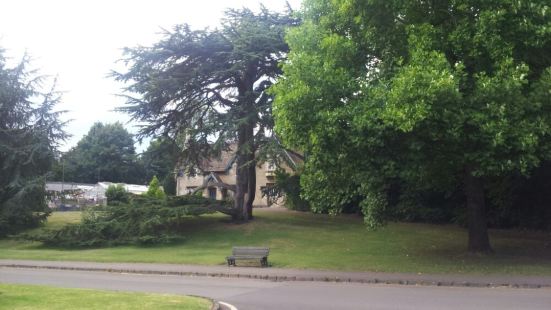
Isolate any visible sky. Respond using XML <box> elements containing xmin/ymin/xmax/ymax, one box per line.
<box><xmin>0</xmin><ymin>0</ymin><xmax>301</xmax><ymax>152</ymax></box>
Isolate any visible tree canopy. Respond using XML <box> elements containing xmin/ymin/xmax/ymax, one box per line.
<box><xmin>0</xmin><ymin>49</ymin><xmax>66</xmax><ymax>236</ymax></box>
<box><xmin>272</xmin><ymin>0</ymin><xmax>551</xmax><ymax>252</ymax></box>
<box><xmin>58</xmin><ymin>122</ymin><xmax>143</xmax><ymax>184</ymax></box>
<box><xmin>114</xmin><ymin>6</ymin><xmax>298</xmax><ymax>220</ymax></box>
<box><xmin>140</xmin><ymin>137</ymin><xmax>179</xmax><ymax>195</ymax></box>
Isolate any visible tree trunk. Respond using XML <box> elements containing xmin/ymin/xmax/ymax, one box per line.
<box><xmin>464</xmin><ymin>165</ymin><xmax>492</xmax><ymax>253</ymax></box>
<box><xmin>236</xmin><ymin>67</ymin><xmax>258</xmax><ymax>222</ymax></box>
<box><xmin>246</xmin><ymin>156</ymin><xmax>256</xmax><ymax>219</ymax></box>
<box><xmin>245</xmin><ymin>123</ymin><xmax>256</xmax><ymax>219</ymax></box>
<box><xmin>234</xmin><ymin>125</ymin><xmax>249</xmax><ymax>221</ymax></box>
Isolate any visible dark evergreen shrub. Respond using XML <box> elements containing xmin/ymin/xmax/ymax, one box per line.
<box><xmin>25</xmin><ymin>195</ymin><xmax>230</xmax><ymax>247</ymax></box>
<box><xmin>266</xmin><ymin>170</ymin><xmax>310</xmax><ymax>211</ymax></box>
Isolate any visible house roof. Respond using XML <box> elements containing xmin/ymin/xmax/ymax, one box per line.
<box><xmin>284</xmin><ymin>149</ymin><xmax>304</xmax><ymax>169</ymax></box>
<box><xmin>194</xmin><ymin>143</ymin><xmax>303</xmax><ymax>173</ymax></box>
<box><xmin>205</xmin><ymin>172</ymin><xmax>223</xmax><ymax>184</ymax></box>
<box><xmin>198</xmin><ymin>145</ymin><xmax>237</xmax><ymax>172</ymax></box>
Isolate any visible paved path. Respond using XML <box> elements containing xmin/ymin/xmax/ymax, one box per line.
<box><xmin>2</xmin><ymin>267</ymin><xmax>550</xmax><ymax>310</ymax></box>
<box><xmin>1</xmin><ymin>259</ymin><xmax>550</xmax><ymax>288</ymax></box>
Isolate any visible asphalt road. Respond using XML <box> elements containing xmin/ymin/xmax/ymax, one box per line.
<box><xmin>1</xmin><ymin>267</ymin><xmax>550</xmax><ymax>310</ymax></box>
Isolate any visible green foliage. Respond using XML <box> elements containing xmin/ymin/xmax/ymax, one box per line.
<box><xmin>270</xmin><ymin>170</ymin><xmax>310</xmax><ymax>211</ymax></box>
<box><xmin>0</xmin><ymin>183</ymin><xmax>52</xmax><ymax>236</ymax></box>
<box><xmin>57</xmin><ymin>122</ymin><xmax>144</xmax><ymax>184</ymax></box>
<box><xmin>26</xmin><ymin>195</ymin><xmax>230</xmax><ymax>247</ymax></box>
<box><xmin>105</xmin><ymin>184</ymin><xmax>129</xmax><ymax>204</ymax></box>
<box><xmin>0</xmin><ymin>48</ymin><xmax>65</xmax><ymax>236</ymax></box>
<box><xmin>145</xmin><ymin>176</ymin><xmax>165</xmax><ymax>199</ymax></box>
<box><xmin>485</xmin><ymin>162</ymin><xmax>551</xmax><ymax>231</ymax></box>
<box><xmin>386</xmin><ymin>183</ymin><xmax>464</xmax><ymax>225</ymax></box>
<box><xmin>140</xmin><ymin>138</ymin><xmax>178</xmax><ymax>194</ymax></box>
<box><xmin>162</xmin><ymin>175</ymin><xmax>176</xmax><ymax>196</ymax></box>
<box><xmin>272</xmin><ymin>0</ymin><xmax>551</xmax><ymax>238</ymax></box>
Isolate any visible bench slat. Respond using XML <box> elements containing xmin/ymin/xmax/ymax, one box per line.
<box><xmin>232</xmin><ymin>252</ymin><xmax>268</xmax><ymax>256</ymax></box>
<box><xmin>232</xmin><ymin>247</ymin><xmax>269</xmax><ymax>256</ymax></box>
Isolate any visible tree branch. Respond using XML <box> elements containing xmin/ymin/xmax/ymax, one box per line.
<box><xmin>206</xmin><ymin>88</ymin><xmax>236</xmax><ymax>107</ymax></box>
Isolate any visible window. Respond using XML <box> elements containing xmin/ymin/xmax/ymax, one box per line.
<box><xmin>186</xmin><ymin>186</ymin><xmax>197</xmax><ymax>194</ymax></box>
<box><xmin>221</xmin><ymin>188</ymin><xmax>228</xmax><ymax>199</ymax></box>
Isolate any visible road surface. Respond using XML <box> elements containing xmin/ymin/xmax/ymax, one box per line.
<box><xmin>1</xmin><ymin>267</ymin><xmax>550</xmax><ymax>310</ymax></box>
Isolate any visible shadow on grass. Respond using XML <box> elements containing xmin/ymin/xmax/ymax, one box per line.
<box><xmin>406</xmin><ymin>228</ymin><xmax>551</xmax><ymax>274</ymax></box>
<box><xmin>3</xmin><ymin>209</ymin><xmax>551</xmax><ymax>275</ymax></box>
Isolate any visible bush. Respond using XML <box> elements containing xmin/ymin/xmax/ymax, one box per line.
<box><xmin>162</xmin><ymin>175</ymin><xmax>176</xmax><ymax>196</ymax></box>
<box><xmin>0</xmin><ymin>182</ymin><xmax>51</xmax><ymax>236</ymax></box>
<box><xmin>25</xmin><ymin>194</ymin><xmax>231</xmax><ymax>247</ymax></box>
<box><xmin>145</xmin><ymin>176</ymin><xmax>165</xmax><ymax>199</ymax></box>
<box><xmin>485</xmin><ymin>164</ymin><xmax>551</xmax><ymax>231</ymax></box>
<box><xmin>271</xmin><ymin>170</ymin><xmax>310</xmax><ymax>211</ymax></box>
<box><xmin>105</xmin><ymin>184</ymin><xmax>129</xmax><ymax>204</ymax></box>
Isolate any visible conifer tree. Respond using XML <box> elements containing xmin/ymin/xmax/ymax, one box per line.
<box><xmin>0</xmin><ymin>49</ymin><xmax>66</xmax><ymax>235</ymax></box>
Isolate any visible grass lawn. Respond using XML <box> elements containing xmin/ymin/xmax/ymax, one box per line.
<box><xmin>1</xmin><ymin>209</ymin><xmax>550</xmax><ymax>275</ymax></box>
<box><xmin>0</xmin><ymin>283</ymin><xmax>211</xmax><ymax>310</ymax></box>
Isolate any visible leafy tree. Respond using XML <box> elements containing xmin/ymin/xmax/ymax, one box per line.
<box><xmin>272</xmin><ymin>0</ymin><xmax>551</xmax><ymax>252</ymax></box>
<box><xmin>60</xmin><ymin>122</ymin><xmax>144</xmax><ymax>184</ymax></box>
<box><xmin>140</xmin><ymin>138</ymin><xmax>178</xmax><ymax>195</ymax></box>
<box><xmin>0</xmin><ymin>49</ymin><xmax>66</xmax><ymax>236</ymax></box>
<box><xmin>114</xmin><ymin>6</ymin><xmax>298</xmax><ymax>220</ymax></box>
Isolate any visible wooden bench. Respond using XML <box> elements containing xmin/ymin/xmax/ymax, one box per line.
<box><xmin>226</xmin><ymin>247</ymin><xmax>269</xmax><ymax>267</ymax></box>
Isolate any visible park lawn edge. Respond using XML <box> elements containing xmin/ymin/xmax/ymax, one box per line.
<box><xmin>1</xmin><ymin>209</ymin><xmax>550</xmax><ymax>276</ymax></box>
<box><xmin>0</xmin><ymin>283</ymin><xmax>212</xmax><ymax>310</ymax></box>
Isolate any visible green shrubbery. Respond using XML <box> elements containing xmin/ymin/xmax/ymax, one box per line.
<box><xmin>144</xmin><ymin>176</ymin><xmax>165</xmax><ymax>199</ymax></box>
<box><xmin>0</xmin><ymin>183</ymin><xmax>51</xmax><ymax>236</ymax></box>
<box><xmin>25</xmin><ymin>195</ymin><xmax>231</xmax><ymax>247</ymax></box>
<box><xmin>265</xmin><ymin>170</ymin><xmax>310</xmax><ymax>211</ymax></box>
<box><xmin>105</xmin><ymin>184</ymin><xmax>130</xmax><ymax>204</ymax></box>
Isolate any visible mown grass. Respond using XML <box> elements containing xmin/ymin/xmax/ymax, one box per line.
<box><xmin>0</xmin><ymin>283</ymin><xmax>211</xmax><ymax>310</ymax></box>
<box><xmin>1</xmin><ymin>209</ymin><xmax>550</xmax><ymax>275</ymax></box>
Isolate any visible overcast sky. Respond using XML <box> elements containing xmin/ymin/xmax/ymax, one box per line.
<box><xmin>0</xmin><ymin>0</ymin><xmax>301</xmax><ymax>152</ymax></box>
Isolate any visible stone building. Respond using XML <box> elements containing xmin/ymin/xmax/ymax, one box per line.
<box><xmin>176</xmin><ymin>147</ymin><xmax>302</xmax><ymax>207</ymax></box>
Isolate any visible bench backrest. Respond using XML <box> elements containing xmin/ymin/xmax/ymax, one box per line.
<box><xmin>232</xmin><ymin>247</ymin><xmax>269</xmax><ymax>257</ymax></box>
